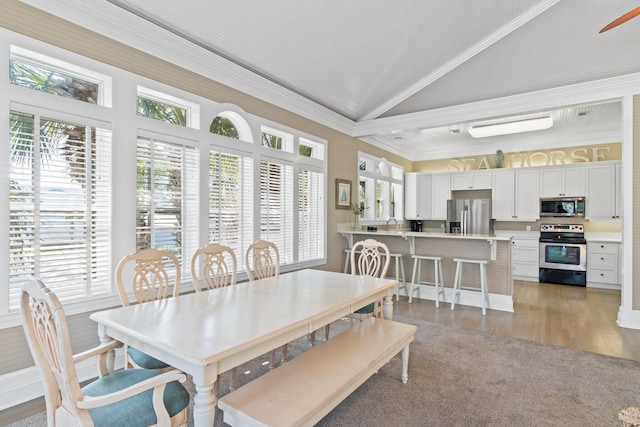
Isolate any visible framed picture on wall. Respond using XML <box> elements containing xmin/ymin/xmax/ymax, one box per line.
<box><xmin>335</xmin><ymin>179</ymin><xmax>351</xmax><ymax>209</ymax></box>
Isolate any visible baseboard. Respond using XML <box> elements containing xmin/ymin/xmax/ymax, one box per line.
<box><xmin>617</xmin><ymin>306</ymin><xmax>640</xmax><ymax>329</ymax></box>
<box><xmin>400</xmin><ymin>284</ymin><xmax>514</xmax><ymax>312</ymax></box>
<box><xmin>0</xmin><ymin>349</ymin><xmax>124</xmax><ymax>412</ymax></box>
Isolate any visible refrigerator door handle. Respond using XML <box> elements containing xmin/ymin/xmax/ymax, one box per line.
<box><xmin>464</xmin><ymin>210</ymin><xmax>468</xmax><ymax>234</ymax></box>
<box><xmin>461</xmin><ymin>210</ymin><xmax>466</xmax><ymax>234</ymax></box>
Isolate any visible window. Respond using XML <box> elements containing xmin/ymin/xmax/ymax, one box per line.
<box><xmin>8</xmin><ymin>110</ymin><xmax>112</xmax><ymax>311</ymax></box>
<box><xmin>260</xmin><ymin>159</ymin><xmax>294</xmax><ymax>264</ymax></box>
<box><xmin>210</xmin><ymin>116</ymin><xmax>240</xmax><ymax>139</ymax></box>
<box><xmin>299</xmin><ymin>138</ymin><xmax>325</xmax><ymax>160</ymax></box>
<box><xmin>356</xmin><ymin>153</ymin><xmax>404</xmax><ymax>222</ymax></box>
<box><xmin>261</xmin><ymin>127</ymin><xmax>292</xmax><ymax>152</ymax></box>
<box><xmin>208</xmin><ymin>149</ymin><xmax>253</xmax><ymax>270</ymax></box>
<box><xmin>136</xmin><ymin>86</ymin><xmax>199</xmax><ymax>128</ymax></box>
<box><xmin>298</xmin><ymin>168</ymin><xmax>325</xmax><ymax>261</ymax></box>
<box><xmin>137</xmin><ymin>96</ymin><xmax>187</xmax><ymax>126</ymax></box>
<box><xmin>136</xmin><ymin>135</ymin><xmax>198</xmax><ymax>274</ymax></box>
<box><xmin>10</xmin><ymin>45</ymin><xmax>111</xmax><ymax>106</ymax></box>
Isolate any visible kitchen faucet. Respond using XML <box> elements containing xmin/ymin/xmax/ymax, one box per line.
<box><xmin>386</xmin><ymin>218</ymin><xmax>398</xmax><ymax>231</ymax></box>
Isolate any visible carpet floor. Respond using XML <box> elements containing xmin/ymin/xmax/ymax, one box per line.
<box><xmin>8</xmin><ymin>316</ymin><xmax>640</xmax><ymax>426</ymax></box>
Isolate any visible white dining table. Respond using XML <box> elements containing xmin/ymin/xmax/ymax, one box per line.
<box><xmin>90</xmin><ymin>268</ymin><xmax>398</xmax><ymax>427</ymax></box>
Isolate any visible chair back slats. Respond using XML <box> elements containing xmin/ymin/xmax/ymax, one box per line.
<box><xmin>245</xmin><ymin>240</ymin><xmax>280</xmax><ymax>281</ymax></box>
<box><xmin>350</xmin><ymin>239</ymin><xmax>391</xmax><ymax>279</ymax></box>
<box><xmin>21</xmin><ymin>279</ymin><xmax>90</xmax><ymax>425</ymax></box>
<box><xmin>191</xmin><ymin>243</ymin><xmax>237</xmax><ymax>291</ymax></box>
<box><xmin>116</xmin><ymin>248</ymin><xmax>181</xmax><ymax>306</ymax></box>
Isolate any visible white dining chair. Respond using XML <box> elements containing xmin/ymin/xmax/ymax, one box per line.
<box><xmin>115</xmin><ymin>248</ymin><xmax>181</xmax><ymax>371</ymax></box>
<box><xmin>245</xmin><ymin>239</ymin><xmax>280</xmax><ymax>281</ymax></box>
<box><xmin>21</xmin><ymin>278</ymin><xmax>190</xmax><ymax>427</ymax></box>
<box><xmin>191</xmin><ymin>243</ymin><xmax>239</xmax><ymax>390</ymax></box>
<box><xmin>191</xmin><ymin>243</ymin><xmax>237</xmax><ymax>291</ymax></box>
<box><xmin>245</xmin><ymin>240</ymin><xmax>286</xmax><ymax>366</ymax></box>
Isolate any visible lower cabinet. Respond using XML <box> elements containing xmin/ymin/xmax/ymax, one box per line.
<box><xmin>511</xmin><ymin>236</ymin><xmax>540</xmax><ymax>281</ymax></box>
<box><xmin>587</xmin><ymin>241</ymin><xmax>621</xmax><ymax>289</ymax></box>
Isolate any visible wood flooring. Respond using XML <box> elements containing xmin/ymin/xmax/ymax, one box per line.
<box><xmin>395</xmin><ymin>280</ymin><xmax>640</xmax><ymax>361</ymax></box>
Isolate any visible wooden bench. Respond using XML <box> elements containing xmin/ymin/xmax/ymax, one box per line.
<box><xmin>218</xmin><ymin>317</ymin><xmax>417</xmax><ymax>427</ymax></box>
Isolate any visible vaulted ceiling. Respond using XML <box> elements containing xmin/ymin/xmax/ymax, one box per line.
<box><xmin>22</xmin><ymin>0</ymin><xmax>640</xmax><ymax>160</ymax></box>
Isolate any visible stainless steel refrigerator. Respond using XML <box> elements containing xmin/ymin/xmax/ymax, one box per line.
<box><xmin>446</xmin><ymin>199</ymin><xmax>493</xmax><ymax>235</ymax></box>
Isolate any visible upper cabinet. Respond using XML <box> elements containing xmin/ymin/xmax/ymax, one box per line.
<box><xmin>431</xmin><ymin>173</ymin><xmax>451</xmax><ymax>220</ymax></box>
<box><xmin>404</xmin><ymin>173</ymin><xmax>432</xmax><ymax>219</ymax></box>
<box><xmin>539</xmin><ymin>164</ymin><xmax>586</xmax><ymax>197</ymax></box>
<box><xmin>450</xmin><ymin>170</ymin><xmax>492</xmax><ymax>190</ymax></box>
<box><xmin>404</xmin><ymin>172</ymin><xmax>450</xmax><ymax>220</ymax></box>
<box><xmin>492</xmin><ymin>169</ymin><xmax>540</xmax><ymax>221</ymax></box>
<box><xmin>586</xmin><ymin>161</ymin><xmax>622</xmax><ymax>221</ymax></box>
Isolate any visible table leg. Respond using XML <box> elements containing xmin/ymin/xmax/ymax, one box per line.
<box><xmin>193</xmin><ymin>381</ymin><xmax>216</xmax><ymax>427</ymax></box>
<box><xmin>97</xmin><ymin>324</ymin><xmax>115</xmax><ymax>372</ymax></box>
<box><xmin>401</xmin><ymin>344</ymin><xmax>410</xmax><ymax>384</ymax></box>
<box><xmin>383</xmin><ymin>292</ymin><xmax>394</xmax><ymax>319</ymax></box>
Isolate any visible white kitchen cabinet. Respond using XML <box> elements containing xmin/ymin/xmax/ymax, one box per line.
<box><xmin>492</xmin><ymin>169</ymin><xmax>540</xmax><ymax>221</ymax></box>
<box><xmin>511</xmin><ymin>236</ymin><xmax>540</xmax><ymax>281</ymax></box>
<box><xmin>586</xmin><ymin>161</ymin><xmax>622</xmax><ymax>221</ymax></box>
<box><xmin>431</xmin><ymin>173</ymin><xmax>451</xmax><ymax>219</ymax></box>
<box><xmin>539</xmin><ymin>164</ymin><xmax>586</xmax><ymax>197</ymax></box>
<box><xmin>587</xmin><ymin>241</ymin><xmax>621</xmax><ymax>289</ymax></box>
<box><xmin>404</xmin><ymin>173</ymin><xmax>432</xmax><ymax>219</ymax></box>
<box><xmin>450</xmin><ymin>170</ymin><xmax>492</xmax><ymax>190</ymax></box>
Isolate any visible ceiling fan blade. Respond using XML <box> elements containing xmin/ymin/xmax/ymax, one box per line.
<box><xmin>600</xmin><ymin>6</ymin><xmax>640</xmax><ymax>33</ymax></box>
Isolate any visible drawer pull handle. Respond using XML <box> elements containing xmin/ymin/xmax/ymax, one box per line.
<box><xmin>601</xmin><ymin>257</ymin><xmax>605</xmax><ymax>260</ymax></box>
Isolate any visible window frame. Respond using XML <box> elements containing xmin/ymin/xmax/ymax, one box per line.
<box><xmin>356</xmin><ymin>152</ymin><xmax>404</xmax><ymax>224</ymax></box>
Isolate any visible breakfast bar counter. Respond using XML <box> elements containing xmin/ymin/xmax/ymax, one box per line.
<box><xmin>339</xmin><ymin>228</ymin><xmax>514</xmax><ymax>312</ymax></box>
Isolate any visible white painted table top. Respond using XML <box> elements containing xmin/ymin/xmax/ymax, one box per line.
<box><xmin>90</xmin><ymin>268</ymin><xmax>397</xmax><ymax>427</ymax></box>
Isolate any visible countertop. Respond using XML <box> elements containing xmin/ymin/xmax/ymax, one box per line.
<box><xmin>585</xmin><ymin>232</ymin><xmax>622</xmax><ymax>243</ymax></box>
<box><xmin>339</xmin><ymin>228</ymin><xmax>511</xmax><ymax>241</ymax></box>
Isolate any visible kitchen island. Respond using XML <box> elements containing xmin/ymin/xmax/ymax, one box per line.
<box><xmin>339</xmin><ymin>228</ymin><xmax>514</xmax><ymax>312</ymax></box>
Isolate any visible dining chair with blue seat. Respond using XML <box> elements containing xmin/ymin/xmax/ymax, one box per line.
<box><xmin>21</xmin><ymin>278</ymin><xmax>189</xmax><ymax>427</ymax></box>
<box><xmin>115</xmin><ymin>248</ymin><xmax>181</xmax><ymax>371</ymax></box>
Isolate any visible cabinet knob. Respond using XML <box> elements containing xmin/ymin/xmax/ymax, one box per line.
<box><xmin>600</xmin><ymin>273</ymin><xmax>604</xmax><ymax>277</ymax></box>
<box><xmin>601</xmin><ymin>257</ymin><xmax>605</xmax><ymax>260</ymax></box>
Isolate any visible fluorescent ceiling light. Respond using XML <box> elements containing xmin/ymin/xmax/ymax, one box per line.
<box><xmin>469</xmin><ymin>116</ymin><xmax>553</xmax><ymax>138</ymax></box>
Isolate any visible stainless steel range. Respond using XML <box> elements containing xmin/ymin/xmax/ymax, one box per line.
<box><xmin>539</xmin><ymin>224</ymin><xmax>587</xmax><ymax>287</ymax></box>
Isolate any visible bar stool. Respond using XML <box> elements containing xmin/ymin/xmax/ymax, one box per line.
<box><xmin>344</xmin><ymin>248</ymin><xmax>407</xmax><ymax>300</ymax></box>
<box><xmin>409</xmin><ymin>255</ymin><xmax>445</xmax><ymax>307</ymax></box>
<box><xmin>450</xmin><ymin>258</ymin><xmax>489</xmax><ymax>315</ymax></box>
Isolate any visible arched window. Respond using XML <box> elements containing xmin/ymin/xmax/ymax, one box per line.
<box><xmin>210</xmin><ymin>110</ymin><xmax>252</xmax><ymax>141</ymax></box>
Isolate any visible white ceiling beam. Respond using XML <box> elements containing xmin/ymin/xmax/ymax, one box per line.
<box><xmin>358</xmin><ymin>0</ymin><xmax>563</xmax><ymax>122</ymax></box>
<box><xmin>352</xmin><ymin>71</ymin><xmax>640</xmax><ymax>138</ymax></box>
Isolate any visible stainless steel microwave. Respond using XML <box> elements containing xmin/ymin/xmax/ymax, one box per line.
<box><xmin>540</xmin><ymin>197</ymin><xmax>585</xmax><ymax>217</ymax></box>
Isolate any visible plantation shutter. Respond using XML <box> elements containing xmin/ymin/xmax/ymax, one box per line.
<box><xmin>8</xmin><ymin>111</ymin><xmax>112</xmax><ymax>310</ymax></box>
<box><xmin>260</xmin><ymin>159</ymin><xmax>294</xmax><ymax>265</ymax></box>
<box><xmin>298</xmin><ymin>168</ymin><xmax>325</xmax><ymax>261</ymax></box>
<box><xmin>136</xmin><ymin>135</ymin><xmax>198</xmax><ymax>276</ymax></box>
<box><xmin>208</xmin><ymin>149</ymin><xmax>254</xmax><ymax>270</ymax></box>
